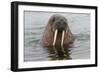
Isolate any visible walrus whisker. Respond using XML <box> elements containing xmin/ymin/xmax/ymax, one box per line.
<box><xmin>61</xmin><ymin>30</ymin><xmax>65</xmax><ymax>53</ymax></box>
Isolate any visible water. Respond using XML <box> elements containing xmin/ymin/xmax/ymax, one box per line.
<box><xmin>24</xmin><ymin>11</ymin><xmax>90</xmax><ymax>62</ymax></box>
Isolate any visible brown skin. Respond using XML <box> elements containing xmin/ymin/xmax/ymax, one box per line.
<box><xmin>41</xmin><ymin>14</ymin><xmax>74</xmax><ymax>48</ymax></box>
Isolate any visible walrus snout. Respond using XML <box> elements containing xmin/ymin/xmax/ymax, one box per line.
<box><xmin>55</xmin><ymin>21</ymin><xmax>67</xmax><ymax>32</ymax></box>
<box><xmin>51</xmin><ymin>15</ymin><xmax>68</xmax><ymax>32</ymax></box>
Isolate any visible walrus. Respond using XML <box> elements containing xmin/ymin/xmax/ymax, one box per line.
<box><xmin>41</xmin><ymin>14</ymin><xmax>74</xmax><ymax>54</ymax></box>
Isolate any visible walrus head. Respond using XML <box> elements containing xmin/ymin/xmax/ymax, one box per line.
<box><xmin>49</xmin><ymin>14</ymin><xmax>68</xmax><ymax>32</ymax></box>
<box><xmin>48</xmin><ymin>14</ymin><xmax>69</xmax><ymax>49</ymax></box>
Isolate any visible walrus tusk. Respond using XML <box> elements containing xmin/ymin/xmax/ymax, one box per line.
<box><xmin>53</xmin><ymin>29</ymin><xmax>58</xmax><ymax>55</ymax></box>
<box><xmin>61</xmin><ymin>29</ymin><xmax>68</xmax><ymax>53</ymax></box>
<box><xmin>53</xmin><ymin>29</ymin><xmax>68</xmax><ymax>55</ymax></box>
<box><xmin>61</xmin><ymin>30</ymin><xmax>65</xmax><ymax>53</ymax></box>
<box><xmin>61</xmin><ymin>30</ymin><xmax>65</xmax><ymax>49</ymax></box>
<box><xmin>53</xmin><ymin>29</ymin><xmax>58</xmax><ymax>47</ymax></box>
